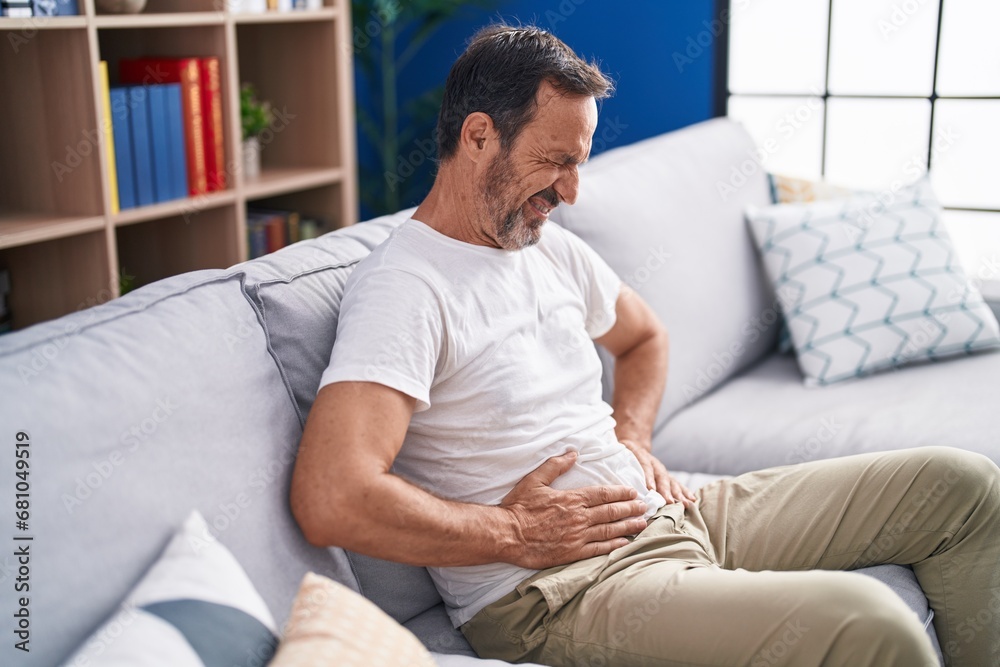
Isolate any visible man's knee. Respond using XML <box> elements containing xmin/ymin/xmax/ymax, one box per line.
<box><xmin>804</xmin><ymin>574</ymin><xmax>934</xmax><ymax>664</ymax></box>
<box><xmin>912</xmin><ymin>446</ymin><xmax>1000</xmax><ymax>507</ymax></box>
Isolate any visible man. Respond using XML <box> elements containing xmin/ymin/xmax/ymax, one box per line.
<box><xmin>291</xmin><ymin>24</ymin><xmax>999</xmax><ymax>667</ymax></box>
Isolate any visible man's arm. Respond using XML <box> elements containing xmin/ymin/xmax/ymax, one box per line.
<box><xmin>595</xmin><ymin>285</ymin><xmax>696</xmax><ymax>506</ymax></box>
<box><xmin>290</xmin><ymin>380</ymin><xmax>650</xmax><ymax>570</ymax></box>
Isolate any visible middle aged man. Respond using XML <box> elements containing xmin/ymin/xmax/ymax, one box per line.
<box><xmin>291</xmin><ymin>24</ymin><xmax>1000</xmax><ymax>667</ymax></box>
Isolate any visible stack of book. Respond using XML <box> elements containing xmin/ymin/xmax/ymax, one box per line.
<box><xmin>246</xmin><ymin>207</ymin><xmax>328</xmax><ymax>259</ymax></box>
<box><xmin>1</xmin><ymin>0</ymin><xmax>77</xmax><ymax>16</ymax></box>
<box><xmin>101</xmin><ymin>57</ymin><xmax>226</xmax><ymax>213</ymax></box>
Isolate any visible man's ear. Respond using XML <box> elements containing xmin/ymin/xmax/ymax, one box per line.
<box><xmin>459</xmin><ymin>112</ymin><xmax>496</xmax><ymax>164</ymax></box>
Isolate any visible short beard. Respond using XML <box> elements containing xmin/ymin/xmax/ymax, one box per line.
<box><xmin>481</xmin><ymin>151</ymin><xmax>554</xmax><ymax>251</ymax></box>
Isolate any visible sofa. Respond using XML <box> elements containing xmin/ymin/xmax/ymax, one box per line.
<box><xmin>2</xmin><ymin>117</ymin><xmax>997</xmax><ymax>666</ymax></box>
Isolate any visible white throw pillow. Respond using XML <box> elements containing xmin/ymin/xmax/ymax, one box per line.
<box><xmin>62</xmin><ymin>511</ymin><xmax>278</xmax><ymax>666</ymax></box>
<box><xmin>745</xmin><ymin>178</ymin><xmax>1000</xmax><ymax>385</ymax></box>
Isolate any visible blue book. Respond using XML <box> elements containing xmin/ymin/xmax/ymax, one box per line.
<box><xmin>162</xmin><ymin>84</ymin><xmax>189</xmax><ymax>201</ymax></box>
<box><xmin>128</xmin><ymin>86</ymin><xmax>155</xmax><ymax>207</ymax></box>
<box><xmin>147</xmin><ymin>86</ymin><xmax>173</xmax><ymax>203</ymax></box>
<box><xmin>109</xmin><ymin>88</ymin><xmax>136</xmax><ymax>211</ymax></box>
<box><xmin>31</xmin><ymin>0</ymin><xmax>78</xmax><ymax>15</ymax></box>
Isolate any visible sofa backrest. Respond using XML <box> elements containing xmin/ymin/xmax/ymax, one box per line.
<box><xmin>0</xmin><ymin>270</ymin><xmax>355</xmax><ymax>667</ymax></box>
<box><xmin>550</xmin><ymin>117</ymin><xmax>776</xmax><ymax>429</ymax></box>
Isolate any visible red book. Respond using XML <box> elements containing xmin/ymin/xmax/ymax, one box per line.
<box><xmin>199</xmin><ymin>58</ymin><xmax>226</xmax><ymax>192</ymax></box>
<box><xmin>119</xmin><ymin>58</ymin><xmax>208</xmax><ymax>196</ymax></box>
<box><xmin>265</xmin><ymin>215</ymin><xmax>286</xmax><ymax>253</ymax></box>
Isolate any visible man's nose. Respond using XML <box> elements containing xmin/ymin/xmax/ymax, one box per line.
<box><xmin>554</xmin><ymin>165</ymin><xmax>580</xmax><ymax>206</ymax></box>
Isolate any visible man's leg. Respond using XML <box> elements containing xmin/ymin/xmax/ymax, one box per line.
<box><xmin>463</xmin><ymin>502</ymin><xmax>938</xmax><ymax>666</ymax></box>
<box><xmin>463</xmin><ymin>446</ymin><xmax>998</xmax><ymax>666</ymax></box>
<box><xmin>693</xmin><ymin>445</ymin><xmax>1000</xmax><ymax>666</ymax></box>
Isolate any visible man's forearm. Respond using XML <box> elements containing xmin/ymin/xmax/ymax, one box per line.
<box><xmin>610</xmin><ymin>326</ymin><xmax>669</xmax><ymax>447</ymax></box>
<box><xmin>301</xmin><ymin>470</ymin><xmax>521</xmax><ymax>568</ymax></box>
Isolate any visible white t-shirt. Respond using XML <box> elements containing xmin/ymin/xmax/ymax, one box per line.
<box><xmin>318</xmin><ymin>218</ymin><xmax>666</xmax><ymax>627</ymax></box>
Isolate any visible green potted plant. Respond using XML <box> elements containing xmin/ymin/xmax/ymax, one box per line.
<box><xmin>241</xmin><ymin>83</ymin><xmax>273</xmax><ymax>181</ymax></box>
<box><xmin>352</xmin><ymin>0</ymin><xmax>496</xmax><ymax>216</ymax></box>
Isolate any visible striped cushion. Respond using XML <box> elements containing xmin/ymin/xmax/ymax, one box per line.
<box><xmin>746</xmin><ymin>178</ymin><xmax>1000</xmax><ymax>385</ymax></box>
<box><xmin>64</xmin><ymin>512</ymin><xmax>278</xmax><ymax>666</ymax></box>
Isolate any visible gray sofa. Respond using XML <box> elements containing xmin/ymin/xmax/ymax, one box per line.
<box><xmin>2</xmin><ymin>117</ymin><xmax>996</xmax><ymax>666</ymax></box>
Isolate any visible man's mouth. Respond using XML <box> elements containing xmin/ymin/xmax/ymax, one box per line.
<box><xmin>528</xmin><ymin>196</ymin><xmax>555</xmax><ymax>220</ymax></box>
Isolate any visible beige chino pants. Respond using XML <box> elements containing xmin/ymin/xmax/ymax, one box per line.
<box><xmin>461</xmin><ymin>447</ymin><xmax>1000</xmax><ymax>667</ymax></box>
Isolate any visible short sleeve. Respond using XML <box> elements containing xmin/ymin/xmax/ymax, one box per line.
<box><xmin>317</xmin><ymin>266</ymin><xmax>444</xmax><ymax>412</ymax></box>
<box><xmin>544</xmin><ymin>224</ymin><xmax>622</xmax><ymax>339</ymax></box>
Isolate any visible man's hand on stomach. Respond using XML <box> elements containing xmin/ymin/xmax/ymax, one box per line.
<box><xmin>499</xmin><ymin>450</ymin><xmax>650</xmax><ymax>570</ymax></box>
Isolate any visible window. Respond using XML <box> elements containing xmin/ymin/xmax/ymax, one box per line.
<box><xmin>722</xmin><ymin>0</ymin><xmax>1000</xmax><ymax>288</ymax></box>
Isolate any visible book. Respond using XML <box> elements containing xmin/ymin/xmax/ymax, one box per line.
<box><xmin>0</xmin><ymin>269</ymin><xmax>11</xmax><ymax>335</ymax></box>
<box><xmin>265</xmin><ymin>216</ymin><xmax>286</xmax><ymax>253</ymax></box>
<box><xmin>246</xmin><ymin>212</ymin><xmax>271</xmax><ymax>259</ymax></box>
<box><xmin>147</xmin><ymin>86</ymin><xmax>174</xmax><ymax>203</ymax></box>
<box><xmin>199</xmin><ymin>58</ymin><xmax>226</xmax><ymax>192</ymax></box>
<box><xmin>299</xmin><ymin>218</ymin><xmax>325</xmax><ymax>240</ymax></box>
<box><xmin>162</xmin><ymin>85</ymin><xmax>189</xmax><ymax>202</ymax></box>
<box><xmin>98</xmin><ymin>61</ymin><xmax>119</xmax><ymax>215</ymax></box>
<box><xmin>30</xmin><ymin>0</ymin><xmax>78</xmax><ymax>15</ymax></box>
<box><xmin>286</xmin><ymin>210</ymin><xmax>300</xmax><ymax>244</ymax></box>
<box><xmin>120</xmin><ymin>58</ymin><xmax>208</xmax><ymax>196</ymax></box>
<box><xmin>128</xmin><ymin>87</ymin><xmax>155</xmax><ymax>207</ymax></box>
<box><xmin>1</xmin><ymin>1</ymin><xmax>32</xmax><ymax>16</ymax></box>
<box><xmin>109</xmin><ymin>88</ymin><xmax>136</xmax><ymax>210</ymax></box>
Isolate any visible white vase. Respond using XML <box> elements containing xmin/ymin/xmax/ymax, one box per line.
<box><xmin>242</xmin><ymin>137</ymin><xmax>261</xmax><ymax>181</ymax></box>
<box><xmin>96</xmin><ymin>0</ymin><xmax>146</xmax><ymax>13</ymax></box>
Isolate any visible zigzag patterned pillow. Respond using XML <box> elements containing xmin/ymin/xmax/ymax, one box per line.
<box><xmin>745</xmin><ymin>178</ymin><xmax>1000</xmax><ymax>385</ymax></box>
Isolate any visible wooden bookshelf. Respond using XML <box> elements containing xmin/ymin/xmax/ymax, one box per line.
<box><xmin>0</xmin><ymin>0</ymin><xmax>357</xmax><ymax>331</ymax></box>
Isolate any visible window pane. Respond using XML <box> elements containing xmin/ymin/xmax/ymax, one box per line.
<box><xmin>728</xmin><ymin>95</ymin><xmax>825</xmax><ymax>178</ymax></box>
<box><xmin>825</xmin><ymin>98</ymin><xmax>931</xmax><ymax>189</ymax></box>
<box><xmin>942</xmin><ymin>210</ymin><xmax>1000</xmax><ymax>289</ymax></box>
<box><xmin>827</xmin><ymin>0</ymin><xmax>938</xmax><ymax>95</ymax></box>
<box><xmin>931</xmin><ymin>100</ymin><xmax>1000</xmax><ymax>209</ymax></box>
<box><xmin>937</xmin><ymin>0</ymin><xmax>1000</xmax><ymax>96</ymax></box>
<box><xmin>728</xmin><ymin>0</ymin><xmax>829</xmax><ymax>94</ymax></box>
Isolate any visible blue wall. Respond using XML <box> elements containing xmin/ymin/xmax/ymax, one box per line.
<box><xmin>355</xmin><ymin>0</ymin><xmax>722</xmax><ymax>218</ymax></box>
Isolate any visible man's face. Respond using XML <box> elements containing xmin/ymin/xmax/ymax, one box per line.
<box><xmin>479</xmin><ymin>81</ymin><xmax>598</xmax><ymax>250</ymax></box>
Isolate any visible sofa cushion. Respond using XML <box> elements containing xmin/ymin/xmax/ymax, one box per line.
<box><xmin>269</xmin><ymin>572</ymin><xmax>436</xmax><ymax>667</ymax></box>
<box><xmin>745</xmin><ymin>179</ymin><xmax>1000</xmax><ymax>385</ymax></box>
<box><xmin>550</xmin><ymin>117</ymin><xmax>777</xmax><ymax>427</ymax></box>
<box><xmin>234</xmin><ymin>209</ymin><xmax>412</xmax><ymax>426</ymax></box>
<box><xmin>657</xmin><ymin>349</ymin><xmax>1000</xmax><ymax>475</ymax></box>
<box><xmin>0</xmin><ymin>270</ymin><xmax>352</xmax><ymax>667</ymax></box>
<box><xmin>64</xmin><ymin>511</ymin><xmax>278</xmax><ymax>667</ymax></box>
